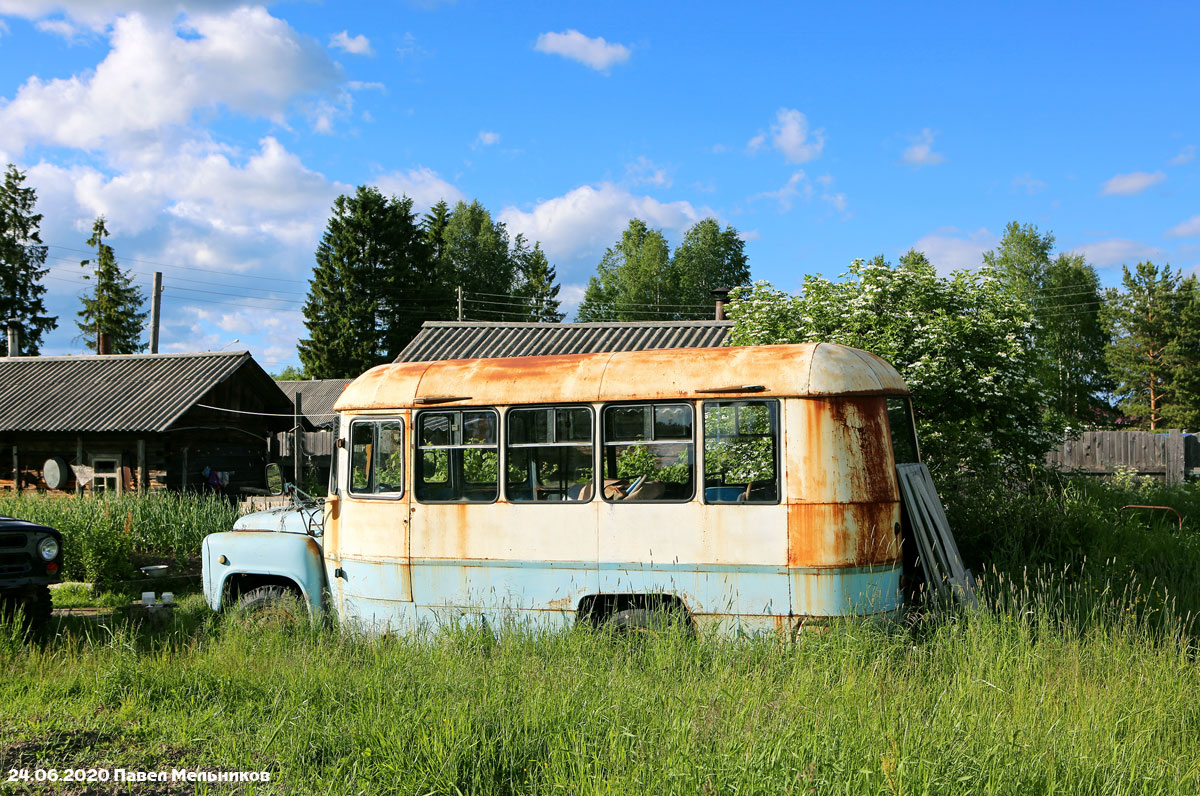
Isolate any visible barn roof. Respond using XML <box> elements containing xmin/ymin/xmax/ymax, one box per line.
<box><xmin>275</xmin><ymin>379</ymin><xmax>353</xmax><ymax>428</ymax></box>
<box><xmin>339</xmin><ymin>343</ymin><xmax>909</xmax><ymax>412</ymax></box>
<box><xmin>0</xmin><ymin>351</ymin><xmax>292</xmax><ymax>433</ymax></box>
<box><xmin>394</xmin><ymin>320</ymin><xmax>733</xmax><ymax>362</ymax></box>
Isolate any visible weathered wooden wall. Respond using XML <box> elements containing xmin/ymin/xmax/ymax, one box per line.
<box><xmin>1046</xmin><ymin>429</ymin><xmax>1198</xmax><ymax>485</ymax></box>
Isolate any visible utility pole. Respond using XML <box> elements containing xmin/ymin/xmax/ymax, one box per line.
<box><xmin>149</xmin><ymin>271</ymin><xmax>163</xmax><ymax>354</ymax></box>
<box><xmin>457</xmin><ymin>285</ymin><xmax>463</xmax><ymax>321</ymax></box>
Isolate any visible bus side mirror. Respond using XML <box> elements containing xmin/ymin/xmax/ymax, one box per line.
<box><xmin>265</xmin><ymin>463</ymin><xmax>285</xmax><ymax>496</ymax></box>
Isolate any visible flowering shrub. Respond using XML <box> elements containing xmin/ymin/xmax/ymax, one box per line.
<box><xmin>726</xmin><ymin>252</ymin><xmax>1061</xmax><ymax>474</ymax></box>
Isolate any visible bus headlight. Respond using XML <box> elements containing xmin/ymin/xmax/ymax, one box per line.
<box><xmin>38</xmin><ymin>537</ymin><xmax>59</xmax><ymax>561</ymax></box>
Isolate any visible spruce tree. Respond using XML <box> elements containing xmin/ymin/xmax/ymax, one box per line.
<box><xmin>511</xmin><ymin>235</ymin><xmax>564</xmax><ymax>322</ymax></box>
<box><xmin>76</xmin><ymin>216</ymin><xmax>147</xmax><ymax>354</ymax></box>
<box><xmin>298</xmin><ymin>186</ymin><xmax>441</xmax><ymax>378</ymax></box>
<box><xmin>0</xmin><ymin>164</ymin><xmax>56</xmax><ymax>355</ymax></box>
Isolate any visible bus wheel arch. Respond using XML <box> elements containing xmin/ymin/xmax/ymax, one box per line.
<box><xmin>577</xmin><ymin>593</ymin><xmax>694</xmax><ymax>633</ymax></box>
<box><xmin>222</xmin><ymin>574</ymin><xmax>305</xmax><ymax>613</ymax></box>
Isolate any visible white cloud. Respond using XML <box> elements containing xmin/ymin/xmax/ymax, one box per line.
<box><xmin>748</xmin><ymin>108</ymin><xmax>824</xmax><ymax>164</ymax></box>
<box><xmin>34</xmin><ymin>17</ymin><xmax>77</xmax><ymax>38</ymax></box>
<box><xmin>751</xmin><ymin>171</ymin><xmax>810</xmax><ymax>212</ymax></box>
<box><xmin>912</xmin><ymin>227</ymin><xmax>997</xmax><ymax>275</ymax></box>
<box><xmin>558</xmin><ymin>283</ymin><xmax>587</xmax><ymax>318</ymax></box>
<box><xmin>1068</xmin><ymin>238</ymin><xmax>1163</xmax><ymax>268</ymax></box>
<box><xmin>0</xmin><ymin>0</ymin><xmax>245</xmax><ymax>31</ymax></box>
<box><xmin>0</xmin><ymin>18</ymin><xmax>9</xmax><ymax>35</ymax></box>
<box><xmin>329</xmin><ymin>30</ymin><xmax>372</xmax><ymax>55</ymax></box>
<box><xmin>1101</xmin><ymin>171</ymin><xmax>1166</xmax><ymax>196</ymax></box>
<box><xmin>901</xmin><ymin>128</ymin><xmax>945</xmax><ymax>167</ymax></box>
<box><xmin>625</xmin><ymin>156</ymin><xmax>671</xmax><ymax>188</ymax></box>
<box><xmin>1167</xmin><ymin>215</ymin><xmax>1200</xmax><ymax>238</ymax></box>
<box><xmin>475</xmin><ymin>130</ymin><xmax>500</xmax><ymax>147</ymax></box>
<box><xmin>28</xmin><ymin>136</ymin><xmax>343</xmax><ymax>246</ymax></box>
<box><xmin>1011</xmin><ymin>173</ymin><xmax>1047</xmax><ymax>194</ymax></box>
<box><xmin>0</xmin><ymin>8</ymin><xmax>342</xmax><ymax>154</ymax></box>
<box><xmin>1169</xmin><ymin>145</ymin><xmax>1195</xmax><ymax>166</ymax></box>
<box><xmin>499</xmin><ymin>182</ymin><xmax>709</xmax><ymax>266</ymax></box>
<box><xmin>534</xmin><ymin>29</ymin><xmax>631</xmax><ymax>71</ymax></box>
<box><xmin>373</xmin><ymin>167</ymin><xmax>465</xmax><ymax>214</ymax></box>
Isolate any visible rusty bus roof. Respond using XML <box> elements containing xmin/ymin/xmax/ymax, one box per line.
<box><xmin>334</xmin><ymin>343</ymin><xmax>908</xmax><ymax>412</ymax></box>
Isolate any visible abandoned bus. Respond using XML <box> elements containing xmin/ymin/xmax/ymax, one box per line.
<box><xmin>202</xmin><ymin>342</ymin><xmax>921</xmax><ymax>634</ymax></box>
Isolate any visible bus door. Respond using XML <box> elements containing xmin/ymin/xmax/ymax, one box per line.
<box><xmin>332</xmin><ymin>416</ymin><xmax>412</xmax><ymax>629</ymax></box>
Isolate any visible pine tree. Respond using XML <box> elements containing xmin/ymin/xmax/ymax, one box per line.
<box><xmin>76</xmin><ymin>216</ymin><xmax>146</xmax><ymax>354</ymax></box>
<box><xmin>511</xmin><ymin>235</ymin><xmax>564</xmax><ymax>322</ymax></box>
<box><xmin>0</xmin><ymin>164</ymin><xmax>56</xmax><ymax>355</ymax></box>
<box><xmin>1105</xmin><ymin>262</ymin><xmax>1197</xmax><ymax>429</ymax></box>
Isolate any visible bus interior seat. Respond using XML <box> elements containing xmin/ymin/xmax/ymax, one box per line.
<box><xmin>625</xmin><ymin>479</ymin><xmax>664</xmax><ymax>501</ymax></box>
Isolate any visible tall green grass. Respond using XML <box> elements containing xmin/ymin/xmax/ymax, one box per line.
<box><xmin>0</xmin><ymin>492</ymin><xmax>240</xmax><ymax>583</ymax></box>
<box><xmin>2</xmin><ymin>583</ymin><xmax>1198</xmax><ymax>796</ymax></box>
<box><xmin>943</xmin><ymin>471</ymin><xmax>1200</xmax><ymax>622</ymax></box>
<box><xmin>0</xmin><ymin>475</ymin><xmax>1198</xmax><ymax>793</ymax></box>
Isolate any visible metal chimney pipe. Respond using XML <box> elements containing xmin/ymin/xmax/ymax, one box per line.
<box><xmin>711</xmin><ymin>287</ymin><xmax>732</xmax><ymax>321</ymax></box>
<box><xmin>5</xmin><ymin>319</ymin><xmax>20</xmax><ymax>357</ymax></box>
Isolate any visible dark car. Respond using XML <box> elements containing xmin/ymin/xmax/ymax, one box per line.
<box><xmin>0</xmin><ymin>515</ymin><xmax>62</xmax><ymax>630</ymax></box>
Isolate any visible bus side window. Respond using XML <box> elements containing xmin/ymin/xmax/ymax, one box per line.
<box><xmin>702</xmin><ymin>401</ymin><xmax>780</xmax><ymax>503</ymax></box>
<box><xmin>601</xmin><ymin>403</ymin><xmax>695</xmax><ymax>502</ymax></box>
<box><xmin>416</xmin><ymin>409</ymin><xmax>499</xmax><ymax>503</ymax></box>
<box><xmin>506</xmin><ymin>406</ymin><xmax>593</xmax><ymax>502</ymax></box>
<box><xmin>349</xmin><ymin>419</ymin><xmax>405</xmax><ymax>497</ymax></box>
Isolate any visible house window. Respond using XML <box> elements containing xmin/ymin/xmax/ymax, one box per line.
<box><xmin>91</xmin><ymin>455</ymin><xmax>120</xmax><ymax>494</ymax></box>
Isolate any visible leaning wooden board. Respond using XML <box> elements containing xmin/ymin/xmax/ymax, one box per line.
<box><xmin>897</xmin><ymin>462</ymin><xmax>976</xmax><ymax>606</ymax></box>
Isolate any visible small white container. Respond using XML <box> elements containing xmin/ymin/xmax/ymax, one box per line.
<box><xmin>161</xmin><ymin>592</ymin><xmax>174</xmax><ymax>605</ymax></box>
<box><xmin>141</xmin><ymin>591</ymin><xmax>155</xmax><ymax>605</ymax></box>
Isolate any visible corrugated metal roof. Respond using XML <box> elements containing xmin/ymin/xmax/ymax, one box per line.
<box><xmin>0</xmin><ymin>351</ymin><xmax>288</xmax><ymax>433</ymax></box>
<box><xmin>276</xmin><ymin>379</ymin><xmax>353</xmax><ymax>427</ymax></box>
<box><xmin>395</xmin><ymin>320</ymin><xmax>733</xmax><ymax>362</ymax></box>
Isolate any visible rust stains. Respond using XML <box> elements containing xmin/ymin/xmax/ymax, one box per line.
<box><xmin>787</xmin><ymin>501</ymin><xmax>901</xmax><ymax>567</ymax></box>
<box><xmin>335</xmin><ymin>343</ymin><xmax>908</xmax><ymax>413</ymax></box>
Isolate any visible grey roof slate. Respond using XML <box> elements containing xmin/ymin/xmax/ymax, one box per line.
<box><xmin>275</xmin><ymin>379</ymin><xmax>353</xmax><ymax>427</ymax></box>
<box><xmin>0</xmin><ymin>351</ymin><xmax>290</xmax><ymax>433</ymax></box>
<box><xmin>395</xmin><ymin>320</ymin><xmax>733</xmax><ymax>362</ymax></box>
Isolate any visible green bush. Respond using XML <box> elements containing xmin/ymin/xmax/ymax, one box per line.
<box><xmin>0</xmin><ymin>492</ymin><xmax>240</xmax><ymax>583</ymax></box>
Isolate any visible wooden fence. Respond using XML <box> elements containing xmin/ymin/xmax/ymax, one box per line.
<box><xmin>1046</xmin><ymin>429</ymin><xmax>1200</xmax><ymax>485</ymax></box>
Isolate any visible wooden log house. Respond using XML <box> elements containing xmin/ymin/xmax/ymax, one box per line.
<box><xmin>0</xmin><ymin>351</ymin><xmax>299</xmax><ymax>496</ymax></box>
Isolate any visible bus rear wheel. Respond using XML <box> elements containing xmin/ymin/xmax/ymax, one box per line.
<box><xmin>606</xmin><ymin>606</ymin><xmax>693</xmax><ymax>637</ymax></box>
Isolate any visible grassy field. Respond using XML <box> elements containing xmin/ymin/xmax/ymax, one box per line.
<box><xmin>2</xmin><ymin>585</ymin><xmax>1199</xmax><ymax>796</ymax></box>
<box><xmin>0</xmin><ymin>475</ymin><xmax>1197</xmax><ymax>795</ymax></box>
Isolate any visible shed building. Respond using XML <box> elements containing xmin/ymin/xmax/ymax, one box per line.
<box><xmin>0</xmin><ymin>351</ymin><xmax>296</xmax><ymax>495</ymax></box>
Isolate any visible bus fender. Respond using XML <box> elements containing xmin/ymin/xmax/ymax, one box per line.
<box><xmin>202</xmin><ymin>531</ymin><xmax>326</xmax><ymax>615</ymax></box>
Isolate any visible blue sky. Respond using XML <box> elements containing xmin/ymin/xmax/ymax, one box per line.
<box><xmin>0</xmin><ymin>1</ymin><xmax>1196</xmax><ymax>370</ymax></box>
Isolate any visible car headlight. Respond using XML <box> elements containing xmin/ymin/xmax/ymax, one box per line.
<box><xmin>37</xmin><ymin>536</ymin><xmax>59</xmax><ymax>561</ymax></box>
